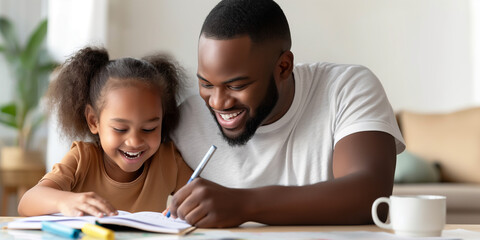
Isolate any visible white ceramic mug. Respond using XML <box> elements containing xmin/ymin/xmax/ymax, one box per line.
<box><xmin>371</xmin><ymin>195</ymin><xmax>446</xmax><ymax>237</ymax></box>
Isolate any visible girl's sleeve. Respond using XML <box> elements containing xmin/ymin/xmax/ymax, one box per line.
<box><xmin>40</xmin><ymin>142</ymin><xmax>83</xmax><ymax>191</ymax></box>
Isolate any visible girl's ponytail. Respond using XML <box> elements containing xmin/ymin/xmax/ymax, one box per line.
<box><xmin>46</xmin><ymin>47</ymin><xmax>110</xmax><ymax>142</ymax></box>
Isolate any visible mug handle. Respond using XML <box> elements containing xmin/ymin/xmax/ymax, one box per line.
<box><xmin>371</xmin><ymin>197</ymin><xmax>392</xmax><ymax>230</ymax></box>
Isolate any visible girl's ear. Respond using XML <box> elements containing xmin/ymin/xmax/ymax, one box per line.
<box><xmin>85</xmin><ymin>105</ymin><xmax>99</xmax><ymax>134</ymax></box>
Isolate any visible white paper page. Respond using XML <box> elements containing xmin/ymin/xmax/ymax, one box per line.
<box><xmin>97</xmin><ymin>211</ymin><xmax>191</xmax><ymax>233</ymax></box>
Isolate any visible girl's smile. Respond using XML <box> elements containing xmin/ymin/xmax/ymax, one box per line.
<box><xmin>120</xmin><ymin>150</ymin><xmax>145</xmax><ymax>160</ymax></box>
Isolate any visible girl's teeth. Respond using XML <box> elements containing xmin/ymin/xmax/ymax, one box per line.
<box><xmin>124</xmin><ymin>151</ymin><xmax>141</xmax><ymax>159</ymax></box>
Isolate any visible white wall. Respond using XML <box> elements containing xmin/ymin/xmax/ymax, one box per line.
<box><xmin>284</xmin><ymin>0</ymin><xmax>474</xmax><ymax>112</ymax></box>
<box><xmin>472</xmin><ymin>0</ymin><xmax>480</xmax><ymax>104</ymax></box>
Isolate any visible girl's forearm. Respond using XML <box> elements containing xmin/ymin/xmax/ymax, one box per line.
<box><xmin>18</xmin><ymin>185</ymin><xmax>68</xmax><ymax>216</ymax></box>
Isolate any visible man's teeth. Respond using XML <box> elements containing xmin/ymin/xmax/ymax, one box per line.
<box><xmin>220</xmin><ymin>111</ymin><xmax>241</xmax><ymax>120</ymax></box>
<box><xmin>123</xmin><ymin>151</ymin><xmax>141</xmax><ymax>159</ymax></box>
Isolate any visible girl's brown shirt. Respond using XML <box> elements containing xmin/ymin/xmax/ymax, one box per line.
<box><xmin>41</xmin><ymin>141</ymin><xmax>193</xmax><ymax>212</ymax></box>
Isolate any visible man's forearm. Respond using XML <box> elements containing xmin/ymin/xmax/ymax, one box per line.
<box><xmin>242</xmin><ymin>171</ymin><xmax>392</xmax><ymax>225</ymax></box>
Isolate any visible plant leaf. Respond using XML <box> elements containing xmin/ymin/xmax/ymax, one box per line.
<box><xmin>0</xmin><ymin>17</ymin><xmax>20</xmax><ymax>61</ymax></box>
<box><xmin>20</xmin><ymin>19</ymin><xmax>48</xmax><ymax>70</ymax></box>
<box><xmin>0</xmin><ymin>102</ymin><xmax>16</xmax><ymax>116</ymax></box>
<box><xmin>0</xmin><ymin>103</ymin><xmax>18</xmax><ymax>128</ymax></box>
<box><xmin>1</xmin><ymin>17</ymin><xmax>55</xmax><ymax>149</ymax></box>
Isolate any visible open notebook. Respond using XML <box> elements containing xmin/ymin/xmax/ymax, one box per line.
<box><xmin>7</xmin><ymin>211</ymin><xmax>195</xmax><ymax>235</ymax></box>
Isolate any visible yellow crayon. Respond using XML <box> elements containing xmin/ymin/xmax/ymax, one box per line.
<box><xmin>81</xmin><ymin>223</ymin><xmax>114</xmax><ymax>240</ymax></box>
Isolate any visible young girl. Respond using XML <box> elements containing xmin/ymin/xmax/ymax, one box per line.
<box><xmin>18</xmin><ymin>47</ymin><xmax>193</xmax><ymax>217</ymax></box>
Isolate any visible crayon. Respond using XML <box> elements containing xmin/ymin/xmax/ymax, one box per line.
<box><xmin>41</xmin><ymin>221</ymin><xmax>81</xmax><ymax>238</ymax></box>
<box><xmin>81</xmin><ymin>223</ymin><xmax>114</xmax><ymax>240</ymax></box>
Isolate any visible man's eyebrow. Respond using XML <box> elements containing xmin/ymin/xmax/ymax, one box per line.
<box><xmin>197</xmin><ymin>73</ymin><xmax>249</xmax><ymax>84</ymax></box>
<box><xmin>110</xmin><ymin>117</ymin><xmax>160</xmax><ymax>123</ymax></box>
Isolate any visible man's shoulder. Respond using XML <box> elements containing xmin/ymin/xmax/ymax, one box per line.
<box><xmin>294</xmin><ymin>62</ymin><xmax>377</xmax><ymax>91</ymax></box>
<box><xmin>172</xmin><ymin>94</ymin><xmax>216</xmax><ymax>139</ymax></box>
<box><xmin>294</xmin><ymin>62</ymin><xmax>371</xmax><ymax>74</ymax></box>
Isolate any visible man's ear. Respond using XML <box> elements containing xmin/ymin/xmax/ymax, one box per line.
<box><xmin>85</xmin><ymin>104</ymin><xmax>99</xmax><ymax>134</ymax></box>
<box><xmin>276</xmin><ymin>50</ymin><xmax>294</xmax><ymax>81</ymax></box>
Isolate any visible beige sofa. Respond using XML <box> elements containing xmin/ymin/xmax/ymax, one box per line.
<box><xmin>392</xmin><ymin>107</ymin><xmax>480</xmax><ymax>224</ymax></box>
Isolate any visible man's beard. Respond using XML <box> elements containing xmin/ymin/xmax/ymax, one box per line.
<box><xmin>210</xmin><ymin>75</ymin><xmax>279</xmax><ymax>146</ymax></box>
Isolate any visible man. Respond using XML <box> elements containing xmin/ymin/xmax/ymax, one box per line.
<box><xmin>169</xmin><ymin>0</ymin><xmax>405</xmax><ymax>228</ymax></box>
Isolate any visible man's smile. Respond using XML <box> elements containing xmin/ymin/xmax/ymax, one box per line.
<box><xmin>219</xmin><ymin>110</ymin><xmax>244</xmax><ymax>121</ymax></box>
<box><xmin>213</xmin><ymin>109</ymin><xmax>247</xmax><ymax>130</ymax></box>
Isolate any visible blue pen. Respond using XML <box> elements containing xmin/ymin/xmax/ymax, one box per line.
<box><xmin>167</xmin><ymin>145</ymin><xmax>217</xmax><ymax>217</ymax></box>
<box><xmin>41</xmin><ymin>221</ymin><xmax>81</xmax><ymax>238</ymax></box>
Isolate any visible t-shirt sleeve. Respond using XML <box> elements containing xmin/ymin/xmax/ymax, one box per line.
<box><xmin>40</xmin><ymin>142</ymin><xmax>83</xmax><ymax>191</ymax></box>
<box><xmin>172</xmin><ymin>144</ymin><xmax>193</xmax><ymax>194</ymax></box>
<box><xmin>331</xmin><ymin>65</ymin><xmax>405</xmax><ymax>153</ymax></box>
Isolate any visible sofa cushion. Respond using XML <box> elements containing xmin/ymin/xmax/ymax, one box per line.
<box><xmin>397</xmin><ymin>107</ymin><xmax>480</xmax><ymax>183</ymax></box>
<box><xmin>394</xmin><ymin>151</ymin><xmax>440</xmax><ymax>183</ymax></box>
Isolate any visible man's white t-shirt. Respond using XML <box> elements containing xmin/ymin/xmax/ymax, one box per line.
<box><xmin>171</xmin><ymin>62</ymin><xmax>405</xmax><ymax>188</ymax></box>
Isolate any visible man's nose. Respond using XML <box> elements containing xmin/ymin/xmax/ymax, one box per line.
<box><xmin>209</xmin><ymin>88</ymin><xmax>234</xmax><ymax>110</ymax></box>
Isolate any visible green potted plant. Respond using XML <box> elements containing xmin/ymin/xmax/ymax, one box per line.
<box><xmin>0</xmin><ymin>17</ymin><xmax>58</xmax><ymax>170</ymax></box>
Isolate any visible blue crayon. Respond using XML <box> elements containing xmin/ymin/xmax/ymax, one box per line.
<box><xmin>41</xmin><ymin>221</ymin><xmax>81</xmax><ymax>238</ymax></box>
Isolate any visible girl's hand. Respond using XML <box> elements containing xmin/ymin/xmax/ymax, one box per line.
<box><xmin>58</xmin><ymin>192</ymin><xmax>118</xmax><ymax>217</ymax></box>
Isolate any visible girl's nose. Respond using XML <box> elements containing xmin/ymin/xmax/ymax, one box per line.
<box><xmin>125</xmin><ymin>132</ymin><xmax>144</xmax><ymax>148</ymax></box>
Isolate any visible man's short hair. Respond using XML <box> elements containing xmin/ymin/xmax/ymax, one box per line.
<box><xmin>200</xmin><ymin>0</ymin><xmax>291</xmax><ymax>49</ymax></box>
